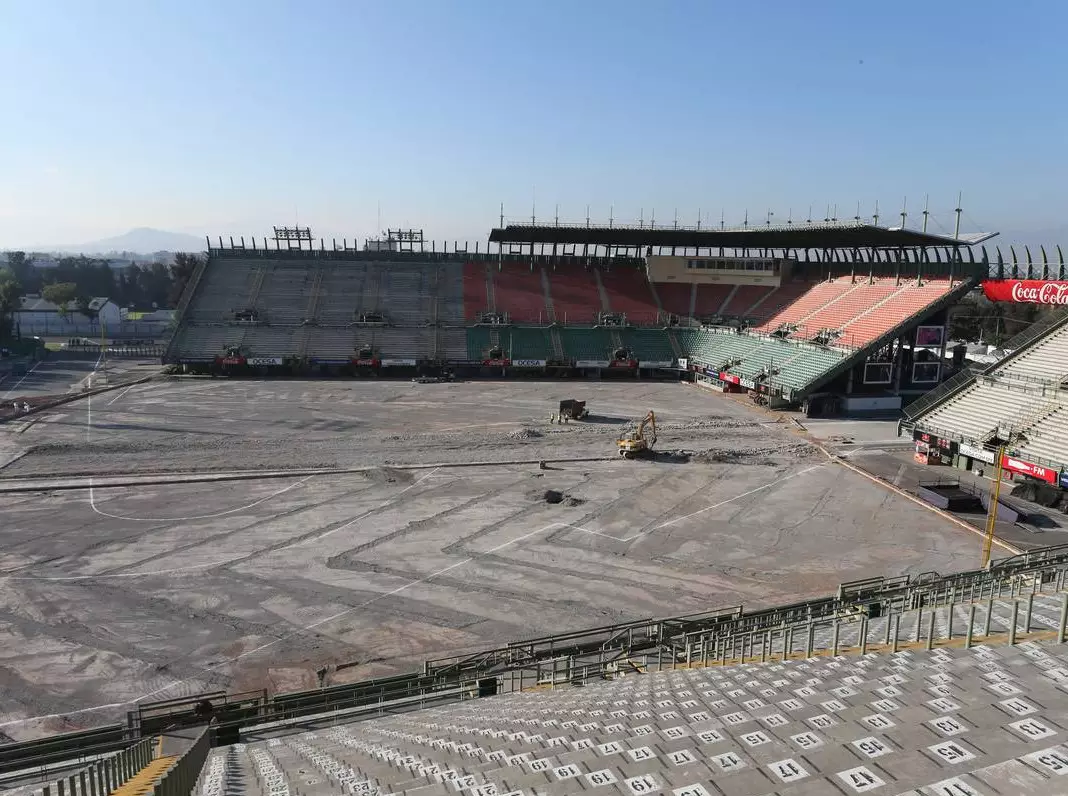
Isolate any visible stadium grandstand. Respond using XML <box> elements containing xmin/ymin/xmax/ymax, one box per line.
<box><xmin>166</xmin><ymin>218</ymin><xmax>1001</xmax><ymax>415</ymax></box>
<box><xmin>7</xmin><ymin>546</ymin><xmax>1068</xmax><ymax>795</ymax></box>
<box><xmin>901</xmin><ymin>272</ymin><xmax>1068</xmax><ymax>495</ymax></box>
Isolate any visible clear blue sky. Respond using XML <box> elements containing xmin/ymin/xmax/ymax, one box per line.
<box><xmin>2</xmin><ymin>0</ymin><xmax>1066</xmax><ymax>248</ymax></box>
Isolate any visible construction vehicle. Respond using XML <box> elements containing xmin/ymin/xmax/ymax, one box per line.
<box><xmin>558</xmin><ymin>399</ymin><xmax>590</xmax><ymax>422</ymax></box>
<box><xmin>617</xmin><ymin>411</ymin><xmax>657</xmax><ymax>459</ymax></box>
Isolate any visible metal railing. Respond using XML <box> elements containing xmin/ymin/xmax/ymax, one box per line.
<box><xmin>11</xmin><ymin>544</ymin><xmax>1068</xmax><ymax>776</ymax></box>
<box><xmin>901</xmin><ymin>368</ymin><xmax>978</xmax><ymax>422</ymax></box>
<box><xmin>38</xmin><ymin>736</ymin><xmax>156</xmax><ymax>796</ymax></box>
<box><xmin>151</xmin><ymin>728</ymin><xmax>209</xmax><ymax>796</ymax></box>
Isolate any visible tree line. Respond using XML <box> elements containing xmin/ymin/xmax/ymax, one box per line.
<box><xmin>0</xmin><ymin>252</ymin><xmax>201</xmax><ymax>339</ymax></box>
<box><xmin>946</xmin><ymin>293</ymin><xmax>1057</xmax><ymax>346</ymax></box>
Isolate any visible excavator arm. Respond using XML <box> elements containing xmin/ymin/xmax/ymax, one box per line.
<box><xmin>637</xmin><ymin>411</ymin><xmax>656</xmax><ymax>445</ymax></box>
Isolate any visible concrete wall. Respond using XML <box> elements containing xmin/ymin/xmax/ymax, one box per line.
<box><xmin>645</xmin><ymin>255</ymin><xmax>785</xmax><ymax>287</ymax></box>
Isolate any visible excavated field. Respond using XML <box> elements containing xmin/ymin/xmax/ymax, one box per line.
<box><xmin>0</xmin><ymin>378</ymin><xmax>980</xmax><ymax>741</ymax></box>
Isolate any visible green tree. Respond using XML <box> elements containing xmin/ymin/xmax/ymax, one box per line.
<box><xmin>168</xmin><ymin>253</ymin><xmax>200</xmax><ymax>306</ymax></box>
<box><xmin>0</xmin><ymin>269</ymin><xmax>20</xmax><ymax>339</ymax></box>
<box><xmin>42</xmin><ymin>282</ymin><xmax>80</xmax><ymax>318</ymax></box>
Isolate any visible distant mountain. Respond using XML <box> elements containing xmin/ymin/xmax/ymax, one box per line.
<box><xmin>44</xmin><ymin>228</ymin><xmax>207</xmax><ymax>255</ymax></box>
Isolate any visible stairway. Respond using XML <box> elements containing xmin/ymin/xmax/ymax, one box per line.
<box><xmin>539</xmin><ymin>266</ymin><xmax>557</xmax><ymax>323</ymax></box>
<box><xmin>549</xmin><ymin>328</ymin><xmax>565</xmax><ymax>360</ymax></box>
<box><xmin>667</xmin><ymin>330</ymin><xmax>684</xmax><ymax>359</ymax></box>
<box><xmin>832</xmin><ymin>280</ymin><xmax>911</xmax><ymax>330</ymax></box>
<box><xmin>645</xmin><ymin>278</ymin><xmax>667</xmax><ymax>324</ymax></box>
<box><xmin>593</xmin><ymin>270</ymin><xmax>612</xmax><ymax>313</ymax></box>
<box><xmin>108</xmin><ymin>752</ymin><xmax>177</xmax><ymax>796</ymax></box>
<box><xmin>484</xmin><ymin>264</ymin><xmax>497</xmax><ymax>313</ymax></box>
<box><xmin>303</xmin><ymin>267</ymin><xmax>325</xmax><ymax>321</ymax></box>
<box><xmin>717</xmin><ymin>284</ymin><xmax>738</xmax><ymax>315</ymax></box>
<box><xmin>246</xmin><ymin>267</ymin><xmax>268</xmax><ymax>308</ymax></box>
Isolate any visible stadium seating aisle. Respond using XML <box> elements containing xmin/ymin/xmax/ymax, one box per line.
<box><xmin>599</xmin><ymin>267</ymin><xmax>659</xmax><ymax>323</ymax></box>
<box><xmin>719</xmin><ymin>284</ymin><xmax>775</xmax><ymax>318</ymax></box>
<box><xmin>185</xmin><ymin>258</ymin><xmax>260</xmax><ymax>321</ymax></box>
<box><xmin>317</xmin><ymin>263</ymin><xmax>369</xmax><ymax>325</ymax></box>
<box><xmin>739</xmin><ymin>281</ymin><xmax>810</xmax><ymax>324</ymax></box>
<box><xmin>838</xmin><ymin>279</ymin><xmax>955</xmax><ymax>347</ymax></box>
<box><xmin>620</xmin><ymin>329</ymin><xmax>675</xmax><ymax>363</ymax></box>
<box><xmin>755</xmin><ymin>280</ymin><xmax>855</xmax><ymax>332</ymax></box>
<box><xmin>994</xmin><ymin>322</ymin><xmax>1068</xmax><ymax>383</ymax></box>
<box><xmin>547</xmin><ymin>265</ymin><xmax>602</xmax><ymax>324</ymax></box>
<box><xmin>1015</xmin><ymin>406</ymin><xmax>1068</xmax><ymax>469</ymax></box>
<box><xmin>656</xmin><ymin>283</ymin><xmax>694</xmax><ymax>319</ymax></box>
<box><xmin>789</xmin><ymin>278</ymin><xmax>902</xmax><ymax>339</ymax></box>
<box><xmin>505</xmin><ymin>327</ymin><xmax>554</xmax><ymax>361</ymax></box>
<box><xmin>917</xmin><ymin>379</ymin><xmax>1060</xmax><ymax>442</ymax></box>
<box><xmin>692</xmin><ymin>283</ymin><xmax>733</xmax><ymax>318</ymax></box>
<box><xmin>493</xmin><ymin>263</ymin><xmax>550</xmax><ymax>323</ymax></box>
<box><xmin>226</xmin><ymin>591</ymin><xmax>1068</xmax><ymax>796</ymax></box>
<box><xmin>463</xmin><ymin>262</ymin><xmax>491</xmax><ymax>320</ymax></box>
<box><xmin>558</xmin><ymin>327</ymin><xmax>615</xmax><ymax>362</ymax></box>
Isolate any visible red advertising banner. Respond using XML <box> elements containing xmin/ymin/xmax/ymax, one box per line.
<box><xmin>1001</xmin><ymin>454</ymin><xmax>1059</xmax><ymax>484</ymax></box>
<box><xmin>608</xmin><ymin>359</ymin><xmax>638</xmax><ymax>369</ymax></box>
<box><xmin>217</xmin><ymin>356</ymin><xmax>246</xmax><ymax>365</ymax></box>
<box><xmin>482</xmin><ymin>358</ymin><xmax>511</xmax><ymax>367</ymax></box>
<box><xmin>982</xmin><ymin>280</ymin><xmax>1068</xmax><ymax>305</ymax></box>
<box><xmin>351</xmin><ymin>358</ymin><xmax>380</xmax><ymax>367</ymax></box>
<box><xmin>719</xmin><ymin>372</ymin><xmax>741</xmax><ymax>385</ymax></box>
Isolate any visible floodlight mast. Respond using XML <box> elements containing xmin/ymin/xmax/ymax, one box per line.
<box><xmin>272</xmin><ymin>226</ymin><xmax>314</xmax><ymax>251</ymax></box>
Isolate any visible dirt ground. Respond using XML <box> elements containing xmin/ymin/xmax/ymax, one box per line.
<box><xmin>0</xmin><ymin>378</ymin><xmax>982</xmax><ymax>741</ymax></box>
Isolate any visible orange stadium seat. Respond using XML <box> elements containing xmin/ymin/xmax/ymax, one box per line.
<box><xmin>838</xmin><ymin>278</ymin><xmax>955</xmax><ymax>347</ymax></box>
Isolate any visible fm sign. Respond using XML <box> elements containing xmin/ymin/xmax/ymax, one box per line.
<box><xmin>983</xmin><ymin>280</ymin><xmax>1068</xmax><ymax>305</ymax></box>
<box><xmin>1001</xmin><ymin>454</ymin><xmax>1058</xmax><ymax>484</ymax></box>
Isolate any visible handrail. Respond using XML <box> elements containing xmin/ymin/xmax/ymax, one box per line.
<box><xmin>37</xmin><ymin>735</ymin><xmax>156</xmax><ymax>796</ymax></box>
<box><xmin>151</xmin><ymin>728</ymin><xmax>209</xmax><ymax>796</ymax></box>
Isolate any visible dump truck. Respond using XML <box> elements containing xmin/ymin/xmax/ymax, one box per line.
<box><xmin>558</xmin><ymin>399</ymin><xmax>590</xmax><ymax>421</ymax></box>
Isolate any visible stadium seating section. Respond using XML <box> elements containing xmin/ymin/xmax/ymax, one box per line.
<box><xmin>171</xmin><ymin>257</ymin><xmax>963</xmax><ymax>397</ymax></box>
<box><xmin>910</xmin><ymin>317</ymin><xmax>1068</xmax><ymax>470</ymax></box>
<box><xmin>182</xmin><ymin>569</ymin><xmax>1068</xmax><ymax>796</ymax></box>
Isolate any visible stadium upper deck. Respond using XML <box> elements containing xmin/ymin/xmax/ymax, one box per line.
<box><xmin>167</xmin><ymin>221</ymin><xmax>996</xmax><ymax>413</ymax></box>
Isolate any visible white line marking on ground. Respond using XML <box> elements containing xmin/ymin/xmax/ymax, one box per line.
<box><xmin>88</xmin><ymin>474</ymin><xmax>315</xmax><ymax>522</ymax></box>
<box><xmin>0</xmin><ymin>360</ymin><xmax>42</xmax><ymax>400</ymax></box>
<box><xmin>130</xmin><ymin>520</ymin><xmax>565</xmax><ymax>704</ymax></box>
<box><xmin>105</xmin><ymin>381</ymin><xmax>140</xmax><ymax>406</ymax></box>
<box><xmin>0</xmin><ymin>461</ymin><xmax>830</xmax><ymax>721</ymax></box>
<box><xmin>892</xmin><ymin>464</ymin><xmax>907</xmax><ymax>487</ymax></box>
<box><xmin>560</xmin><ymin>463</ymin><xmax>826</xmax><ymax>542</ymax></box>
<box><xmin>4</xmin><ymin>470</ymin><xmax>441</xmax><ymax>581</ymax></box>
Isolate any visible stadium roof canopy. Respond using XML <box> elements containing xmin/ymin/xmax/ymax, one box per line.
<box><xmin>489</xmin><ymin>220</ymin><xmax>998</xmax><ymax>250</ymax></box>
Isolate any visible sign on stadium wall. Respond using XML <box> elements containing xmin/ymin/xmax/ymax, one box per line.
<box><xmin>640</xmin><ymin>361</ymin><xmax>674</xmax><ymax>369</ymax></box>
<box><xmin>381</xmin><ymin>358</ymin><xmax>417</xmax><ymax>367</ymax></box>
<box><xmin>959</xmin><ymin>442</ymin><xmax>996</xmax><ymax>465</ymax></box>
<box><xmin>576</xmin><ymin>360</ymin><xmax>609</xmax><ymax>368</ymax></box>
<box><xmin>482</xmin><ymin>358</ymin><xmax>510</xmax><ymax>367</ymax></box>
<box><xmin>1061</xmin><ymin>471</ymin><xmax>1068</xmax><ymax>489</ymax></box>
<box><xmin>1001</xmin><ymin>454</ymin><xmax>1058</xmax><ymax>484</ymax></box>
<box><xmin>511</xmin><ymin>359</ymin><xmax>545</xmax><ymax>367</ymax></box>
<box><xmin>248</xmin><ymin>357</ymin><xmax>282</xmax><ymax>366</ymax></box>
<box><xmin>982</xmin><ymin>280</ymin><xmax>1068</xmax><ymax>305</ymax></box>
<box><xmin>913</xmin><ymin>430</ymin><xmax>958</xmax><ymax>456</ymax></box>
<box><xmin>719</xmin><ymin>372</ymin><xmax>741</xmax><ymax>385</ymax></box>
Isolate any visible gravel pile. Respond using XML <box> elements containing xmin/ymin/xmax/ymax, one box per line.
<box><xmin>508</xmin><ymin>428</ymin><xmax>543</xmax><ymax>440</ymax></box>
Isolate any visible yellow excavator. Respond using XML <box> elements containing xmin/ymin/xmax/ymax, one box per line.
<box><xmin>617</xmin><ymin>411</ymin><xmax>657</xmax><ymax>459</ymax></box>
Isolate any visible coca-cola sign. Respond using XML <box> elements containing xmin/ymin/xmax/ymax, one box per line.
<box><xmin>982</xmin><ymin>280</ymin><xmax>1068</xmax><ymax>305</ymax></box>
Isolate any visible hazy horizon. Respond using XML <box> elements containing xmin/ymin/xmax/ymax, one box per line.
<box><xmin>3</xmin><ymin>0</ymin><xmax>1067</xmax><ymax>250</ymax></box>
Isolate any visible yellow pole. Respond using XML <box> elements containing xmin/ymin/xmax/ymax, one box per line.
<box><xmin>981</xmin><ymin>444</ymin><xmax>1007</xmax><ymax>569</ymax></box>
